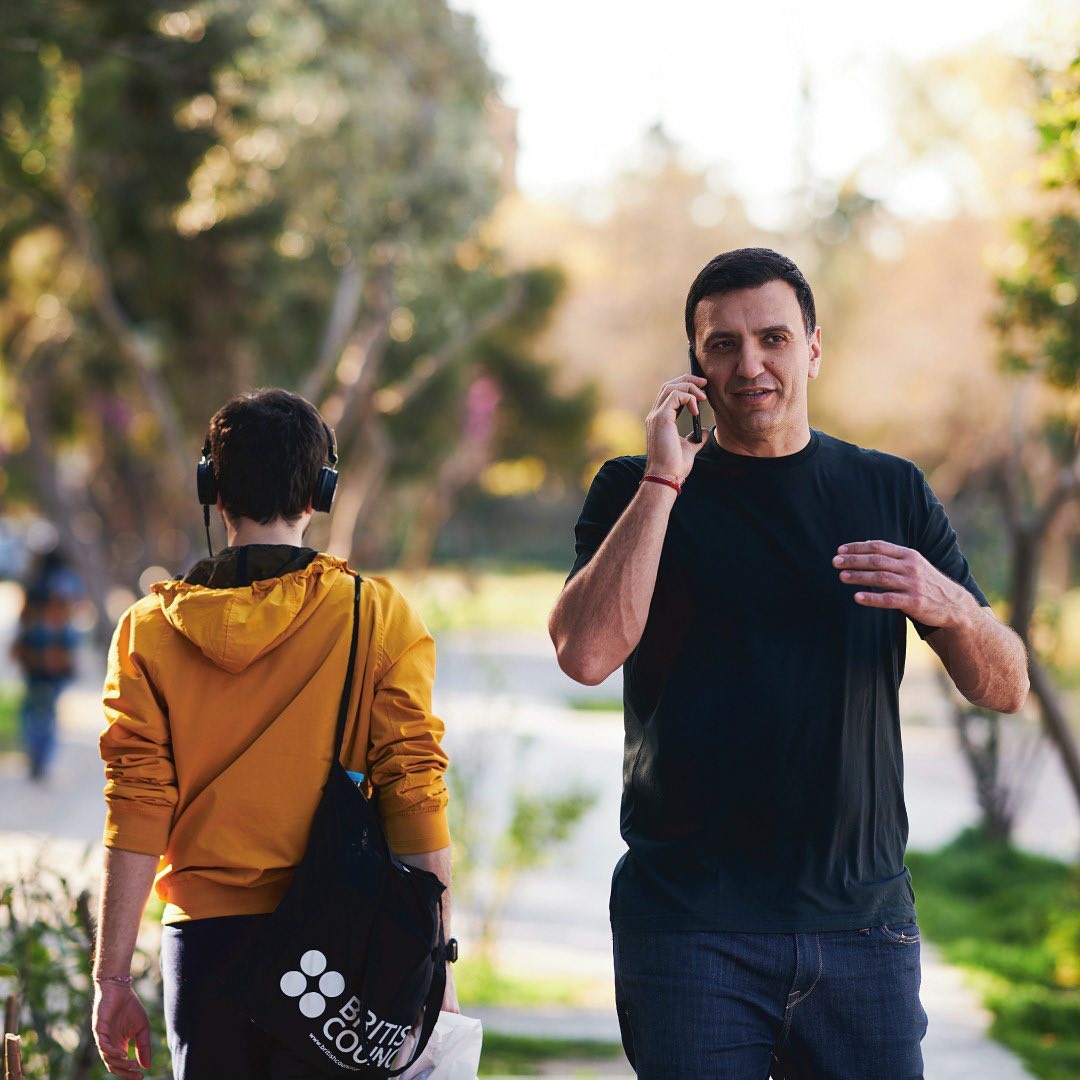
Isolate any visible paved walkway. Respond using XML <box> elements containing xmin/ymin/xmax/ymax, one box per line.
<box><xmin>0</xmin><ymin>603</ymin><xmax>1054</xmax><ymax>1078</ymax></box>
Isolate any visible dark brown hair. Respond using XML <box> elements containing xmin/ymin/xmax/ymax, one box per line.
<box><xmin>685</xmin><ymin>248</ymin><xmax>816</xmax><ymax>343</ymax></box>
<box><xmin>208</xmin><ymin>388</ymin><xmax>330</xmax><ymax>524</ymax></box>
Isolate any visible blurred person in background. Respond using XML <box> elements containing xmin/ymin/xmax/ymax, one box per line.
<box><xmin>91</xmin><ymin>389</ymin><xmax>456</xmax><ymax>1079</ymax></box>
<box><xmin>11</xmin><ymin>546</ymin><xmax>83</xmax><ymax>781</ymax></box>
<box><xmin>550</xmin><ymin>248</ymin><xmax>1030</xmax><ymax>1079</ymax></box>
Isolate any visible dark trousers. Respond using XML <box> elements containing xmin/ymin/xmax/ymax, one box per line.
<box><xmin>613</xmin><ymin>923</ymin><xmax>927</xmax><ymax>1079</ymax></box>
<box><xmin>162</xmin><ymin>914</ymin><xmax>324</xmax><ymax>1079</ymax></box>
<box><xmin>20</xmin><ymin>676</ymin><xmax>64</xmax><ymax>777</ymax></box>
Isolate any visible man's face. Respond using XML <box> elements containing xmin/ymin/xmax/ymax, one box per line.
<box><xmin>693</xmin><ymin>280</ymin><xmax>822</xmax><ymax>444</ymax></box>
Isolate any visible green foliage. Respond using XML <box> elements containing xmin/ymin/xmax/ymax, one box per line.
<box><xmin>0</xmin><ymin>684</ymin><xmax>19</xmax><ymax>752</ymax></box>
<box><xmin>567</xmin><ymin>697</ymin><xmax>623</xmax><ymax>713</ymax></box>
<box><xmin>907</xmin><ymin>829</ymin><xmax>1080</xmax><ymax>1079</ymax></box>
<box><xmin>454</xmin><ymin>955</ymin><xmax>586</xmax><ymax>1008</ymax></box>
<box><xmin>995</xmin><ymin>55</ymin><xmax>1080</xmax><ymax>390</ymax></box>
<box><xmin>1046</xmin><ymin>866</ymin><xmax>1080</xmax><ymax>989</ymax></box>
<box><xmin>996</xmin><ymin>214</ymin><xmax>1080</xmax><ymax>389</ymax></box>
<box><xmin>478</xmin><ymin>1031</ymin><xmax>624</xmax><ymax>1076</ymax></box>
<box><xmin>0</xmin><ymin>860</ymin><xmax>170</xmax><ymax>1079</ymax></box>
<box><xmin>499</xmin><ymin>785</ymin><xmax>598</xmax><ymax>878</ymax></box>
<box><xmin>446</xmin><ymin>712</ymin><xmax>598</xmax><ymax>963</ymax></box>
<box><xmin>1034</xmin><ymin>57</ymin><xmax>1080</xmax><ymax>191</ymax></box>
<box><xmin>0</xmin><ymin>1</ymin><xmax>597</xmax><ymax>590</ymax></box>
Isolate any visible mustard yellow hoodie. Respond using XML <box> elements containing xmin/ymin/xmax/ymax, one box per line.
<box><xmin>99</xmin><ymin>549</ymin><xmax>449</xmax><ymax>924</ymax></box>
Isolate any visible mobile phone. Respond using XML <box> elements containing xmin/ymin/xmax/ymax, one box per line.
<box><xmin>687</xmin><ymin>346</ymin><xmax>703</xmax><ymax>443</ymax></box>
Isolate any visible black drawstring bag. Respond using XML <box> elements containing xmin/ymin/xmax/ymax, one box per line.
<box><xmin>223</xmin><ymin>574</ymin><xmax>451</xmax><ymax>1075</ymax></box>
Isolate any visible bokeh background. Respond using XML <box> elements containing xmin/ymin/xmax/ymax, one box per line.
<box><xmin>1</xmin><ymin>1</ymin><xmax>1079</xmax><ymax>1076</ymax></box>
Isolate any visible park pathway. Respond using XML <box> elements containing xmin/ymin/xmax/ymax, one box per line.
<box><xmin>0</xmin><ymin>590</ymin><xmax>1062</xmax><ymax>1077</ymax></box>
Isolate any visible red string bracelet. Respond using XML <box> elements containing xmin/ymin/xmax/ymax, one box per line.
<box><xmin>641</xmin><ymin>474</ymin><xmax>682</xmax><ymax>494</ymax></box>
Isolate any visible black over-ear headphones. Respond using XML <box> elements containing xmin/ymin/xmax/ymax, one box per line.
<box><xmin>311</xmin><ymin>423</ymin><xmax>340</xmax><ymax>513</ymax></box>
<box><xmin>196</xmin><ymin>422</ymin><xmax>340</xmax><ymax>555</ymax></box>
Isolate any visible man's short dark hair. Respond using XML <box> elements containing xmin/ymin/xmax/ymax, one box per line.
<box><xmin>208</xmin><ymin>388</ymin><xmax>329</xmax><ymax>524</ymax></box>
<box><xmin>684</xmin><ymin>248</ymin><xmax>817</xmax><ymax>343</ymax></box>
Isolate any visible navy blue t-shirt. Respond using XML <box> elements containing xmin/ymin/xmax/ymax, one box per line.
<box><xmin>569</xmin><ymin>428</ymin><xmax>990</xmax><ymax>932</ymax></box>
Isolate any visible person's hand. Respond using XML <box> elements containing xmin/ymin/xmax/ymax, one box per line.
<box><xmin>442</xmin><ymin>965</ymin><xmax>460</xmax><ymax>1014</ymax></box>
<box><xmin>92</xmin><ymin>982</ymin><xmax>152</xmax><ymax>1079</ymax></box>
<box><xmin>833</xmin><ymin>540</ymin><xmax>980</xmax><ymax>630</ymax></box>
<box><xmin>644</xmin><ymin>374</ymin><xmax>711</xmax><ymax>483</ymax></box>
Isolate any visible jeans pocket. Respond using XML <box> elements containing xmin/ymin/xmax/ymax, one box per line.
<box><xmin>880</xmin><ymin>922</ymin><xmax>920</xmax><ymax>944</ymax></box>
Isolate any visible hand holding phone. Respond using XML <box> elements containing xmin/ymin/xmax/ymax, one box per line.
<box><xmin>644</xmin><ymin>361</ymin><xmax>710</xmax><ymax>483</ymax></box>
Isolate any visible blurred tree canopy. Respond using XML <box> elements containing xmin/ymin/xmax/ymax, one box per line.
<box><xmin>0</xmin><ymin>0</ymin><xmax>595</xmax><ymax>624</ymax></box>
<box><xmin>997</xmin><ymin>56</ymin><xmax>1080</xmax><ymax>389</ymax></box>
<box><xmin>983</xmin><ymin>53</ymin><xmax>1080</xmax><ymax>816</ymax></box>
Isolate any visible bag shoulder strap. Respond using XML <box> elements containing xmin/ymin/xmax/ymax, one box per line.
<box><xmin>332</xmin><ymin>573</ymin><xmax>363</xmax><ymax>765</ymax></box>
<box><xmin>385</xmin><ymin>909</ymin><xmax>448</xmax><ymax>1076</ymax></box>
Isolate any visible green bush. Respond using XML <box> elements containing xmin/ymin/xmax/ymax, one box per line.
<box><xmin>908</xmin><ymin>828</ymin><xmax>1080</xmax><ymax>1080</ymax></box>
<box><xmin>0</xmin><ymin>685</ymin><xmax>20</xmax><ymax>753</ymax></box>
<box><xmin>479</xmin><ymin>1031</ymin><xmax>624</xmax><ymax>1075</ymax></box>
<box><xmin>0</xmin><ymin>860</ymin><xmax>170</xmax><ymax>1079</ymax></box>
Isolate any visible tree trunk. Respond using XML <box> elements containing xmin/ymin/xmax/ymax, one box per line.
<box><xmin>948</xmin><ymin>693</ymin><xmax>1016</xmax><ymax>842</ymax></box>
<box><xmin>326</xmin><ymin>432</ymin><xmax>392</xmax><ymax>561</ymax></box>
<box><xmin>399</xmin><ymin>438</ymin><xmax>494</xmax><ymax>572</ymax></box>
<box><xmin>4</xmin><ymin>1031</ymin><xmax>24</xmax><ymax>1080</ymax></box>
<box><xmin>1005</xmin><ymin>523</ymin><xmax>1080</xmax><ymax>820</ymax></box>
<box><xmin>1009</xmin><ymin>527</ymin><xmax>1040</xmax><ymax>641</ymax></box>
<box><xmin>1026</xmin><ymin>653</ymin><xmax>1080</xmax><ymax>816</ymax></box>
<box><xmin>992</xmin><ymin>448</ymin><xmax>1080</xmax><ymax>823</ymax></box>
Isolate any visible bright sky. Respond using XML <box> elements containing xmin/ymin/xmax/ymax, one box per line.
<box><xmin>451</xmin><ymin>0</ymin><xmax>1059</xmax><ymax>226</ymax></box>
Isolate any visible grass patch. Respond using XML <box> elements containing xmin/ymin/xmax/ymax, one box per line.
<box><xmin>479</xmin><ymin>1031</ymin><xmax>624</xmax><ymax>1075</ymax></box>
<box><xmin>0</xmin><ymin>684</ymin><xmax>20</xmax><ymax>752</ymax></box>
<box><xmin>382</xmin><ymin>567</ymin><xmax>565</xmax><ymax>634</ymax></box>
<box><xmin>567</xmin><ymin>698</ymin><xmax>622</xmax><ymax>713</ymax></box>
<box><xmin>457</xmin><ymin>956</ymin><xmax>591</xmax><ymax>1008</ymax></box>
<box><xmin>907</xmin><ymin>828</ymin><xmax>1080</xmax><ymax>1080</ymax></box>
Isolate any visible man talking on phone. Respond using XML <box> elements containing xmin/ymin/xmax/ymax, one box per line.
<box><xmin>548</xmin><ymin>248</ymin><xmax>1028</xmax><ymax>1079</ymax></box>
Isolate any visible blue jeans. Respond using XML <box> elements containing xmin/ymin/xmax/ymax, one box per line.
<box><xmin>613</xmin><ymin>925</ymin><xmax>926</xmax><ymax>1079</ymax></box>
<box><xmin>20</xmin><ymin>676</ymin><xmax>65</xmax><ymax>778</ymax></box>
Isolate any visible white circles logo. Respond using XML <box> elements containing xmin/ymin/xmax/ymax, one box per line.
<box><xmin>279</xmin><ymin>949</ymin><xmax>345</xmax><ymax>1019</ymax></box>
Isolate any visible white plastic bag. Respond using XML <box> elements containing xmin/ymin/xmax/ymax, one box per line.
<box><xmin>397</xmin><ymin>1011</ymin><xmax>484</xmax><ymax>1080</ymax></box>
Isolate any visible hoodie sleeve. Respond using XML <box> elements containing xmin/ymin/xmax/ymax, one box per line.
<box><xmin>99</xmin><ymin>604</ymin><xmax>178</xmax><ymax>856</ymax></box>
<box><xmin>365</xmin><ymin>583</ymin><xmax>450</xmax><ymax>855</ymax></box>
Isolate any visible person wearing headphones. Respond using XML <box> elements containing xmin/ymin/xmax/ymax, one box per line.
<box><xmin>549</xmin><ymin>248</ymin><xmax>1029</xmax><ymax>1078</ymax></box>
<box><xmin>92</xmin><ymin>388</ymin><xmax>456</xmax><ymax>1078</ymax></box>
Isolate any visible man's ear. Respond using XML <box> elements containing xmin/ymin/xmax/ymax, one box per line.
<box><xmin>807</xmin><ymin>326</ymin><xmax>823</xmax><ymax>380</ymax></box>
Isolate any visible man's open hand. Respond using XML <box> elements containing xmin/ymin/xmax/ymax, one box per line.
<box><xmin>833</xmin><ymin>540</ymin><xmax>978</xmax><ymax>630</ymax></box>
<box><xmin>93</xmin><ymin>982</ymin><xmax>152</xmax><ymax>1079</ymax></box>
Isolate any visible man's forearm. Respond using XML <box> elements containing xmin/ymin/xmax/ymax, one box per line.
<box><xmin>397</xmin><ymin>844</ymin><xmax>458</xmax><ymax>1012</ymax></box>
<box><xmin>94</xmin><ymin>848</ymin><xmax>159</xmax><ymax>977</ymax></box>
<box><xmin>550</xmin><ymin>482</ymin><xmax>677</xmax><ymax>684</ymax></box>
<box><xmin>398</xmin><ymin>845</ymin><xmax>452</xmax><ymax>934</ymax></box>
<box><xmin>934</xmin><ymin>603</ymin><xmax>1030</xmax><ymax>714</ymax></box>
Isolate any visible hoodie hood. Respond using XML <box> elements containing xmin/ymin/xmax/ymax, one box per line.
<box><xmin>151</xmin><ymin>547</ymin><xmax>351</xmax><ymax>674</ymax></box>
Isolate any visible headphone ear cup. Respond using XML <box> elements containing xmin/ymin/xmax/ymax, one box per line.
<box><xmin>196</xmin><ymin>458</ymin><xmax>217</xmax><ymax>505</ymax></box>
<box><xmin>313</xmin><ymin>465</ymin><xmax>338</xmax><ymax>513</ymax></box>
